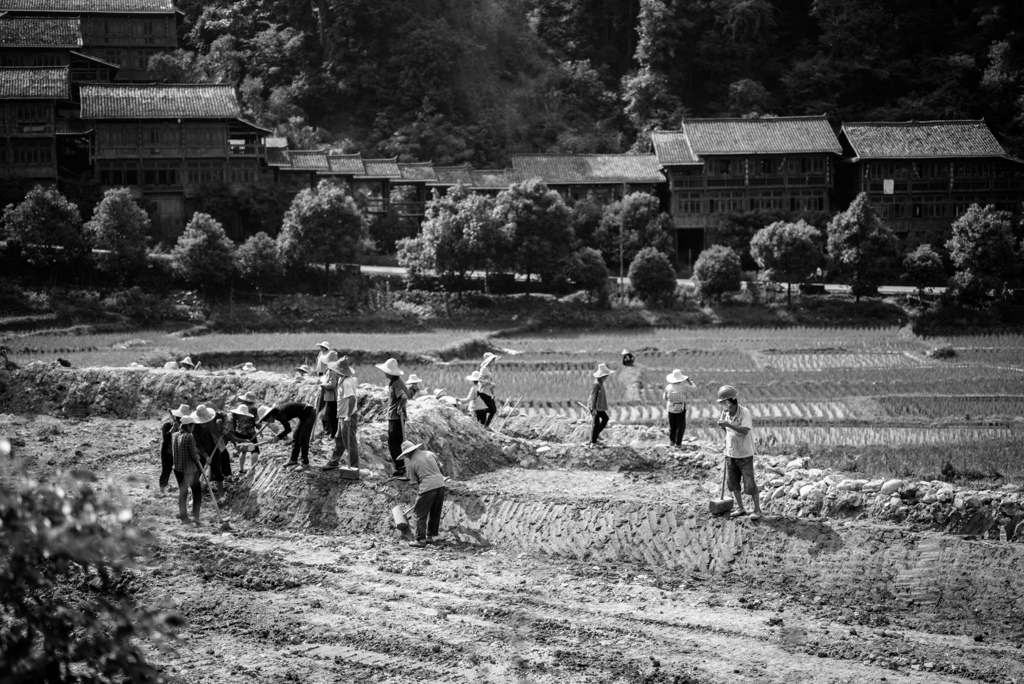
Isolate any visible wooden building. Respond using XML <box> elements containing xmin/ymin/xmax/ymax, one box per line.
<box><xmin>80</xmin><ymin>83</ymin><xmax>271</xmax><ymax>240</ymax></box>
<box><xmin>0</xmin><ymin>65</ymin><xmax>71</xmax><ymax>181</ymax></box>
<box><xmin>509</xmin><ymin>153</ymin><xmax>664</xmax><ymax>204</ymax></box>
<box><xmin>652</xmin><ymin>115</ymin><xmax>842</xmax><ymax>266</ymax></box>
<box><xmin>0</xmin><ymin>0</ymin><xmax>179</xmax><ymax>81</ymax></box>
<box><xmin>0</xmin><ymin>15</ymin><xmax>119</xmax><ymax>83</ymax></box>
<box><xmin>837</xmin><ymin>120</ymin><xmax>1024</xmax><ymax>244</ymax></box>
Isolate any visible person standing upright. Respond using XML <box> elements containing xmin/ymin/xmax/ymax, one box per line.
<box><xmin>171</xmin><ymin>414</ymin><xmax>204</xmax><ymax>526</ymax></box>
<box><xmin>477</xmin><ymin>352</ymin><xmax>499</xmax><ymax>427</ymax></box>
<box><xmin>192</xmin><ymin>404</ymin><xmax>230</xmax><ymax>493</ymax></box>
<box><xmin>406</xmin><ymin>374</ymin><xmax>425</xmax><ymax>400</ymax></box>
<box><xmin>323</xmin><ymin>356</ymin><xmax>360</xmax><ymax>472</ymax></box>
<box><xmin>376</xmin><ymin>357</ymin><xmax>409</xmax><ymax>479</ymax></box>
<box><xmin>314</xmin><ymin>341</ymin><xmax>333</xmax><ymax>374</ymax></box>
<box><xmin>663</xmin><ymin>369</ymin><xmax>697</xmax><ymax>447</ymax></box>
<box><xmin>717</xmin><ymin>385</ymin><xmax>762</xmax><ymax>520</ymax></box>
<box><xmin>318</xmin><ymin>350</ymin><xmax>340</xmax><ymax>438</ymax></box>
<box><xmin>160</xmin><ymin>403</ymin><xmax>190</xmax><ymax>495</ymax></box>
<box><xmin>461</xmin><ymin>371</ymin><xmax>488</xmax><ymax>425</ymax></box>
<box><xmin>587</xmin><ymin>363</ymin><xmax>614</xmax><ymax>447</ymax></box>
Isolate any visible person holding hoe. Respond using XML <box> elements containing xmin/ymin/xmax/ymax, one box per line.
<box><xmin>461</xmin><ymin>370</ymin><xmax>488</xmax><ymax>424</ymax></box>
<box><xmin>587</xmin><ymin>363</ymin><xmax>614</xmax><ymax>448</ymax></box>
<box><xmin>224</xmin><ymin>391</ymin><xmax>259</xmax><ymax>475</ymax></box>
<box><xmin>256</xmin><ymin>402</ymin><xmax>317</xmax><ymax>468</ymax></box>
<box><xmin>477</xmin><ymin>352</ymin><xmax>499</xmax><ymax>427</ymax></box>
<box><xmin>663</xmin><ymin>369</ymin><xmax>697</xmax><ymax>447</ymax></box>
<box><xmin>323</xmin><ymin>355</ymin><xmax>360</xmax><ymax>472</ymax></box>
<box><xmin>717</xmin><ymin>385</ymin><xmax>762</xmax><ymax>520</ymax></box>
<box><xmin>159</xmin><ymin>403</ymin><xmax>190</xmax><ymax>496</ymax></box>
<box><xmin>406</xmin><ymin>374</ymin><xmax>425</xmax><ymax>400</ymax></box>
<box><xmin>171</xmin><ymin>413</ymin><xmax>205</xmax><ymax>526</ymax></box>
<box><xmin>399</xmin><ymin>440</ymin><xmax>448</xmax><ymax>548</ymax></box>
<box><xmin>377</xmin><ymin>358</ymin><xmax>409</xmax><ymax>479</ymax></box>
<box><xmin>318</xmin><ymin>350</ymin><xmax>340</xmax><ymax>439</ymax></box>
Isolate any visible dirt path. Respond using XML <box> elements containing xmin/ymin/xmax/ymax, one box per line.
<box><xmin>3</xmin><ymin>412</ymin><xmax>1022</xmax><ymax>683</ymax></box>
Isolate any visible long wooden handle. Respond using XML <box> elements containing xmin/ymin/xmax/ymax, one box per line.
<box><xmin>720</xmin><ymin>458</ymin><xmax>728</xmax><ymax>500</ymax></box>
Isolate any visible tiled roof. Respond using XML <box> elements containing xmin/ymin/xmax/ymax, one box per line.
<box><xmin>841</xmin><ymin>120</ymin><xmax>1008</xmax><ymax>159</ymax></box>
<box><xmin>327</xmin><ymin>153</ymin><xmax>364</xmax><ymax>175</ymax></box>
<box><xmin>80</xmin><ymin>84</ymin><xmax>240</xmax><ymax>119</ymax></box>
<box><xmin>511</xmin><ymin>153</ymin><xmax>663</xmax><ymax>184</ymax></box>
<box><xmin>286</xmin><ymin>150</ymin><xmax>328</xmax><ymax>171</ymax></box>
<box><xmin>362</xmin><ymin>158</ymin><xmax>401</xmax><ymax>179</ymax></box>
<box><xmin>0</xmin><ymin>0</ymin><xmax>175</xmax><ymax>13</ymax></box>
<box><xmin>469</xmin><ymin>169</ymin><xmax>513</xmax><ymax>190</ymax></box>
<box><xmin>650</xmin><ymin>131</ymin><xmax>699</xmax><ymax>165</ymax></box>
<box><xmin>70</xmin><ymin>50</ymin><xmax>120</xmax><ymax>69</ymax></box>
<box><xmin>0</xmin><ymin>66</ymin><xmax>68</xmax><ymax>99</ymax></box>
<box><xmin>398</xmin><ymin>162</ymin><xmax>437</xmax><ymax>182</ymax></box>
<box><xmin>0</xmin><ymin>16</ymin><xmax>81</xmax><ymax>47</ymax></box>
<box><xmin>431</xmin><ymin>164</ymin><xmax>472</xmax><ymax>186</ymax></box>
<box><xmin>265</xmin><ymin>147</ymin><xmax>290</xmax><ymax>167</ymax></box>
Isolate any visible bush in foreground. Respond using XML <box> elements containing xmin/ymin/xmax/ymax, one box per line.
<box><xmin>628</xmin><ymin>246</ymin><xmax>676</xmax><ymax>304</ymax></box>
<box><xmin>693</xmin><ymin>244</ymin><xmax>742</xmax><ymax>302</ymax></box>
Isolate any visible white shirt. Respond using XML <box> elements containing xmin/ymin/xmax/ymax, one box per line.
<box><xmin>723</xmin><ymin>405</ymin><xmax>754</xmax><ymax>459</ymax></box>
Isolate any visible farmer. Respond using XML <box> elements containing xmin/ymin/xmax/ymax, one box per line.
<box><xmin>323</xmin><ymin>356</ymin><xmax>360</xmax><ymax>472</ymax></box>
<box><xmin>663</xmin><ymin>369</ymin><xmax>697</xmax><ymax>447</ymax></box>
<box><xmin>376</xmin><ymin>358</ymin><xmax>409</xmax><ymax>479</ymax></box>
<box><xmin>241</xmin><ymin>362</ymin><xmax>257</xmax><ymax>373</ymax></box>
<box><xmin>192</xmin><ymin>404</ymin><xmax>230</xmax><ymax>493</ymax></box>
<box><xmin>717</xmin><ymin>385</ymin><xmax>762</xmax><ymax>520</ymax></box>
<box><xmin>406</xmin><ymin>374</ymin><xmax>425</xmax><ymax>400</ymax></box>
<box><xmin>318</xmin><ymin>350</ymin><xmax>340</xmax><ymax>439</ymax></box>
<box><xmin>461</xmin><ymin>371</ymin><xmax>488</xmax><ymax>425</ymax></box>
<box><xmin>224</xmin><ymin>392</ymin><xmax>259</xmax><ymax>474</ymax></box>
<box><xmin>621</xmin><ymin>349</ymin><xmax>635</xmax><ymax>367</ymax></box>
<box><xmin>399</xmin><ymin>440</ymin><xmax>448</xmax><ymax>548</ymax></box>
<box><xmin>477</xmin><ymin>352</ymin><xmax>499</xmax><ymax>427</ymax></box>
<box><xmin>179</xmin><ymin>356</ymin><xmax>199</xmax><ymax>370</ymax></box>
<box><xmin>171</xmin><ymin>413</ymin><xmax>204</xmax><ymax>526</ymax></box>
<box><xmin>256</xmin><ymin>402</ymin><xmax>317</xmax><ymax>468</ymax></box>
<box><xmin>314</xmin><ymin>341</ymin><xmax>333</xmax><ymax>373</ymax></box>
<box><xmin>160</xmin><ymin>403</ymin><xmax>190</xmax><ymax>495</ymax></box>
<box><xmin>294</xmin><ymin>364</ymin><xmax>312</xmax><ymax>380</ymax></box>
<box><xmin>587</xmin><ymin>363</ymin><xmax>614</xmax><ymax>447</ymax></box>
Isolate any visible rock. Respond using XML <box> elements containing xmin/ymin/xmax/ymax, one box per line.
<box><xmin>921</xmin><ymin>494</ymin><xmax>937</xmax><ymax>504</ymax></box>
<box><xmin>862</xmin><ymin>480</ymin><xmax>884</xmax><ymax>493</ymax></box>
<box><xmin>837</xmin><ymin>479</ymin><xmax>867</xmax><ymax>491</ymax></box>
<box><xmin>879</xmin><ymin>479</ymin><xmax>905</xmax><ymax>496</ymax></box>
<box><xmin>800</xmin><ymin>485</ymin><xmax>825</xmax><ymax>502</ymax></box>
<box><xmin>785</xmin><ymin>457</ymin><xmax>808</xmax><ymax>471</ymax></box>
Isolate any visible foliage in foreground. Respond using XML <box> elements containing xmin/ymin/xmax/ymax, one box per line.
<box><xmin>628</xmin><ymin>246</ymin><xmax>676</xmax><ymax>304</ymax></box>
<box><xmin>0</xmin><ymin>468</ymin><xmax>181</xmax><ymax>683</ymax></box>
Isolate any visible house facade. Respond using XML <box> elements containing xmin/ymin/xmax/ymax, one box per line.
<box><xmin>509</xmin><ymin>154</ymin><xmax>664</xmax><ymax>204</ymax></box>
<box><xmin>837</xmin><ymin>120</ymin><xmax>1024</xmax><ymax>244</ymax></box>
<box><xmin>0</xmin><ymin>65</ymin><xmax>70</xmax><ymax>181</ymax></box>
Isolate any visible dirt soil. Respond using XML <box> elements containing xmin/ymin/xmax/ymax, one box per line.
<box><xmin>2</xmin><ymin>367</ymin><xmax>1024</xmax><ymax>683</ymax></box>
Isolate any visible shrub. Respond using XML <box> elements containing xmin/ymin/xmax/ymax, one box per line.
<box><xmin>493</xmin><ymin>178</ymin><xmax>574</xmax><ymax>285</ymax></box>
<box><xmin>902</xmin><ymin>244</ymin><xmax>946</xmax><ymax>296</ymax></box>
<box><xmin>235</xmin><ymin>231</ymin><xmax>281</xmax><ymax>302</ymax></box>
<box><xmin>565</xmin><ymin>246</ymin><xmax>610</xmax><ymax>304</ymax></box>
<box><xmin>594</xmin><ymin>192</ymin><xmax>672</xmax><ymax>272</ymax></box>
<box><xmin>84</xmin><ymin>188</ymin><xmax>151</xmax><ymax>282</ymax></box>
<box><xmin>750</xmin><ymin>219</ymin><xmax>823</xmax><ymax>304</ymax></box>
<box><xmin>826</xmin><ymin>193</ymin><xmax>899</xmax><ymax>301</ymax></box>
<box><xmin>693</xmin><ymin>244</ymin><xmax>742</xmax><ymax>302</ymax></box>
<box><xmin>2</xmin><ymin>185</ymin><xmax>89</xmax><ymax>276</ymax></box>
<box><xmin>172</xmin><ymin>212</ymin><xmax>236</xmax><ymax>295</ymax></box>
<box><xmin>628</xmin><ymin>246</ymin><xmax>676</xmax><ymax>304</ymax></box>
<box><xmin>946</xmin><ymin>204</ymin><xmax>1018</xmax><ymax>304</ymax></box>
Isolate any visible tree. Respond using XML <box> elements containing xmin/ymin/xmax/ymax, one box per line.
<box><xmin>84</xmin><ymin>188</ymin><xmax>151</xmax><ymax>282</ymax></box>
<box><xmin>594</xmin><ymin>191</ymin><xmax>673</xmax><ymax>275</ymax></box>
<box><xmin>750</xmin><ymin>219</ymin><xmax>823</xmax><ymax>304</ymax></box>
<box><xmin>628</xmin><ymin>246</ymin><xmax>677</xmax><ymax>304</ymax></box>
<box><xmin>493</xmin><ymin>179</ymin><xmax>574</xmax><ymax>285</ymax></box>
<box><xmin>826</xmin><ymin>193</ymin><xmax>899</xmax><ymax>302</ymax></box>
<box><xmin>277</xmin><ymin>180</ymin><xmax>367</xmax><ymax>293</ymax></box>
<box><xmin>946</xmin><ymin>204</ymin><xmax>1019</xmax><ymax>304</ymax></box>
<box><xmin>2</xmin><ymin>185</ymin><xmax>89</xmax><ymax>275</ymax></box>
<box><xmin>564</xmin><ymin>246</ymin><xmax>611</xmax><ymax>304</ymax></box>
<box><xmin>0</xmin><ymin>471</ymin><xmax>183</xmax><ymax>683</ymax></box>
<box><xmin>693</xmin><ymin>244</ymin><xmax>742</xmax><ymax>302</ymax></box>
<box><xmin>902</xmin><ymin>244</ymin><xmax>946</xmax><ymax>297</ymax></box>
<box><xmin>172</xmin><ymin>212</ymin><xmax>236</xmax><ymax>294</ymax></box>
<box><xmin>235</xmin><ymin>231</ymin><xmax>281</xmax><ymax>303</ymax></box>
<box><xmin>570</xmin><ymin>195</ymin><xmax>604</xmax><ymax>250</ymax></box>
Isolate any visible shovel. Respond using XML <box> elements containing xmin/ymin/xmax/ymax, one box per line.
<box><xmin>709</xmin><ymin>457</ymin><xmax>734</xmax><ymax>516</ymax></box>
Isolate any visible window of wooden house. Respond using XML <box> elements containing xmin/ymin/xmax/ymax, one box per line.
<box><xmin>99</xmin><ymin>161</ymin><xmax>139</xmax><ymax>186</ymax></box>
<box><xmin>713</xmin><ymin>159</ymin><xmax>732</xmax><ymax>176</ymax></box>
<box><xmin>674</xmin><ymin>192</ymin><xmax>701</xmax><ymax>214</ymax></box>
<box><xmin>760</xmin><ymin>159</ymin><xmax>773</xmax><ymax>175</ymax></box>
<box><xmin>16</xmin><ymin>104</ymin><xmax>48</xmax><ymax>125</ymax></box>
<box><xmin>186</xmin><ymin>160</ymin><xmax>225</xmax><ymax>184</ymax></box>
<box><xmin>11</xmin><ymin>139</ymin><xmax>51</xmax><ymax>165</ymax></box>
<box><xmin>143</xmin><ymin>161</ymin><xmax>180</xmax><ymax>187</ymax></box>
<box><xmin>229</xmin><ymin>161</ymin><xmax>259</xmax><ymax>184</ymax></box>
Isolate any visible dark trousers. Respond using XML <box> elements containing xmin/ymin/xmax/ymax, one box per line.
<box><xmin>159</xmin><ymin>445</ymin><xmax>173</xmax><ymax>489</ymax></box>
<box><xmin>290</xmin><ymin>406</ymin><xmax>316</xmax><ymax>463</ymax></box>
<box><xmin>174</xmin><ymin>469</ymin><xmax>201</xmax><ymax>520</ymax></box>
<box><xmin>479</xmin><ymin>392</ymin><xmax>497</xmax><ymax>427</ymax></box>
<box><xmin>209</xmin><ymin>448</ymin><xmax>231</xmax><ymax>482</ymax></box>
<box><xmin>668</xmin><ymin>409</ymin><xmax>687</xmax><ymax>445</ymax></box>
<box><xmin>388</xmin><ymin>419</ymin><xmax>405</xmax><ymax>473</ymax></box>
<box><xmin>322</xmin><ymin>400</ymin><xmax>338</xmax><ymax>438</ymax></box>
<box><xmin>413</xmin><ymin>486</ymin><xmax>446</xmax><ymax>541</ymax></box>
<box><xmin>330</xmin><ymin>416</ymin><xmax>360</xmax><ymax>467</ymax></box>
<box><xmin>591</xmin><ymin>410</ymin><xmax>609</xmax><ymax>443</ymax></box>
<box><xmin>474</xmin><ymin>409</ymin><xmax>488</xmax><ymax>425</ymax></box>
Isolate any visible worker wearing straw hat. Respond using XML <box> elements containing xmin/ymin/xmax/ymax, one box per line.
<box><xmin>192</xmin><ymin>404</ymin><xmax>231</xmax><ymax>493</ymax></box>
<box><xmin>241</xmin><ymin>362</ymin><xmax>257</xmax><ymax>373</ymax></box>
<box><xmin>406</xmin><ymin>374</ymin><xmax>425</xmax><ymax>400</ymax></box>
<box><xmin>224</xmin><ymin>393</ymin><xmax>259</xmax><ymax>474</ymax></box>
<box><xmin>314</xmin><ymin>341</ymin><xmax>333</xmax><ymax>374</ymax></box>
<box><xmin>294</xmin><ymin>363</ymin><xmax>312</xmax><ymax>380</ymax></box>
<box><xmin>171</xmin><ymin>413</ymin><xmax>204</xmax><ymax>526</ymax></box>
<box><xmin>587</xmin><ymin>363</ymin><xmax>614</xmax><ymax>448</ymax></box>
<box><xmin>399</xmin><ymin>440</ymin><xmax>449</xmax><ymax>548</ymax></box>
<box><xmin>159</xmin><ymin>403</ymin><xmax>190</xmax><ymax>495</ymax></box>
<box><xmin>256</xmin><ymin>401</ymin><xmax>317</xmax><ymax>468</ymax></box>
<box><xmin>461</xmin><ymin>371</ymin><xmax>488</xmax><ymax>425</ymax></box>
<box><xmin>621</xmin><ymin>349</ymin><xmax>635</xmax><ymax>367</ymax></box>
<box><xmin>179</xmin><ymin>356</ymin><xmax>199</xmax><ymax>370</ymax></box>
<box><xmin>663</xmin><ymin>369</ymin><xmax>696</xmax><ymax>447</ymax></box>
<box><xmin>376</xmin><ymin>357</ymin><xmax>409</xmax><ymax>479</ymax></box>
<box><xmin>477</xmin><ymin>352</ymin><xmax>500</xmax><ymax>427</ymax></box>
<box><xmin>717</xmin><ymin>385</ymin><xmax>762</xmax><ymax>520</ymax></box>
<box><xmin>323</xmin><ymin>356</ymin><xmax>360</xmax><ymax>472</ymax></box>
<box><xmin>318</xmin><ymin>350</ymin><xmax>340</xmax><ymax>439</ymax></box>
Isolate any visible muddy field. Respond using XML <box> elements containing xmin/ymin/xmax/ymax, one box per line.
<box><xmin>2</xmin><ymin>366</ymin><xmax>1024</xmax><ymax>683</ymax></box>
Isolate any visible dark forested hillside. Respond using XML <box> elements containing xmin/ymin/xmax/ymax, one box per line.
<box><xmin>162</xmin><ymin>0</ymin><xmax>1024</xmax><ymax>164</ymax></box>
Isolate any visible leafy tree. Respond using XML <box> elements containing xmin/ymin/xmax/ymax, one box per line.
<box><xmin>277</xmin><ymin>180</ymin><xmax>367</xmax><ymax>293</ymax></box>
<box><xmin>946</xmin><ymin>204</ymin><xmax>1019</xmax><ymax>304</ymax></box>
<box><xmin>235</xmin><ymin>231</ymin><xmax>282</xmax><ymax>303</ymax></box>
<box><xmin>172</xmin><ymin>212</ymin><xmax>236</xmax><ymax>294</ymax></box>
<box><xmin>2</xmin><ymin>185</ymin><xmax>89</xmax><ymax>275</ymax></box>
<box><xmin>493</xmin><ymin>179</ymin><xmax>574</xmax><ymax>285</ymax></box>
<box><xmin>628</xmin><ymin>246</ymin><xmax>676</xmax><ymax>304</ymax></box>
<box><xmin>826</xmin><ymin>193</ymin><xmax>899</xmax><ymax>302</ymax></box>
<box><xmin>594</xmin><ymin>191</ymin><xmax>673</xmax><ymax>275</ymax></box>
<box><xmin>565</xmin><ymin>246</ymin><xmax>611</xmax><ymax>304</ymax></box>
<box><xmin>84</xmin><ymin>188</ymin><xmax>151</xmax><ymax>281</ymax></box>
<box><xmin>902</xmin><ymin>244</ymin><xmax>947</xmax><ymax>297</ymax></box>
<box><xmin>750</xmin><ymin>219</ymin><xmax>823</xmax><ymax>304</ymax></box>
<box><xmin>693</xmin><ymin>244</ymin><xmax>742</xmax><ymax>302</ymax></box>
<box><xmin>570</xmin><ymin>195</ymin><xmax>604</xmax><ymax>249</ymax></box>
<box><xmin>368</xmin><ymin>209</ymin><xmax>418</xmax><ymax>255</ymax></box>
<box><xmin>0</xmin><ymin>471</ymin><xmax>183</xmax><ymax>683</ymax></box>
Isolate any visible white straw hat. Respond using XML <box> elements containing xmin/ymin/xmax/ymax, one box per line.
<box><xmin>593</xmin><ymin>363</ymin><xmax>615</xmax><ymax>378</ymax></box>
<box><xmin>398</xmin><ymin>440</ymin><xmax>423</xmax><ymax>458</ymax></box>
<box><xmin>191</xmin><ymin>405</ymin><xmax>215</xmax><ymax>424</ymax></box>
<box><xmin>482</xmin><ymin>352</ymin><xmax>500</xmax><ymax>366</ymax></box>
<box><xmin>375</xmin><ymin>358</ymin><xmax>404</xmax><ymax>376</ymax></box>
<box><xmin>666</xmin><ymin>369</ymin><xmax>689</xmax><ymax>384</ymax></box>
<box><xmin>256</xmin><ymin>405</ymin><xmax>275</xmax><ymax>423</ymax></box>
<box><xmin>171</xmin><ymin>403</ymin><xmax>191</xmax><ymax>418</ymax></box>
<box><xmin>241</xmin><ymin>362</ymin><xmax>257</xmax><ymax>372</ymax></box>
<box><xmin>466</xmin><ymin>371</ymin><xmax>481</xmax><ymax>382</ymax></box>
<box><xmin>237</xmin><ymin>391</ymin><xmax>256</xmax><ymax>403</ymax></box>
<box><xmin>179</xmin><ymin>356</ymin><xmax>195</xmax><ymax>368</ymax></box>
<box><xmin>317</xmin><ymin>341</ymin><xmax>331</xmax><ymax>350</ymax></box>
<box><xmin>407</xmin><ymin>374</ymin><xmax>422</xmax><ymax>384</ymax></box>
<box><xmin>230</xmin><ymin>404</ymin><xmax>253</xmax><ymax>417</ymax></box>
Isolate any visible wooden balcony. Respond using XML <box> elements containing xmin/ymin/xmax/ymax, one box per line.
<box><xmin>0</xmin><ymin>164</ymin><xmax>56</xmax><ymax>178</ymax></box>
<box><xmin>672</xmin><ymin>214</ymin><xmax>706</xmax><ymax>229</ymax></box>
<box><xmin>0</xmin><ymin>123</ymin><xmax>54</xmax><ymax>137</ymax></box>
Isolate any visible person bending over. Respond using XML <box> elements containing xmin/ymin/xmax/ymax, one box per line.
<box><xmin>256</xmin><ymin>402</ymin><xmax>317</xmax><ymax>467</ymax></box>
